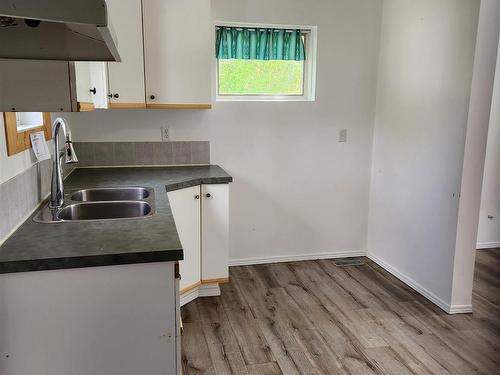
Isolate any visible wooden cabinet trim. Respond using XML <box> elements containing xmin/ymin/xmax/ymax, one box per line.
<box><xmin>201</xmin><ymin>277</ymin><xmax>229</xmax><ymax>284</ymax></box>
<box><xmin>3</xmin><ymin>112</ymin><xmax>52</xmax><ymax>156</ymax></box>
<box><xmin>180</xmin><ymin>281</ymin><xmax>202</xmax><ymax>295</ymax></box>
<box><xmin>108</xmin><ymin>102</ymin><xmax>147</xmax><ymax>109</ymax></box>
<box><xmin>146</xmin><ymin>103</ymin><xmax>212</xmax><ymax>110</ymax></box>
<box><xmin>77</xmin><ymin>102</ymin><xmax>95</xmax><ymax>112</ymax></box>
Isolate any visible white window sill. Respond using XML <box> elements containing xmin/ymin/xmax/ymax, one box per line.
<box><xmin>216</xmin><ymin>96</ymin><xmax>315</xmax><ymax>102</ymax></box>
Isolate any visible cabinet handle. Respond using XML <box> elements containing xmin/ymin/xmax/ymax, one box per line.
<box><xmin>90</xmin><ymin>87</ymin><xmax>97</xmax><ymax>95</ymax></box>
<box><xmin>108</xmin><ymin>93</ymin><xmax>113</xmax><ymax>98</ymax></box>
<box><xmin>194</xmin><ymin>195</ymin><xmax>200</xmax><ymax>200</ymax></box>
<box><xmin>113</xmin><ymin>93</ymin><xmax>119</xmax><ymax>98</ymax></box>
<box><xmin>174</xmin><ymin>262</ymin><xmax>181</xmax><ymax>280</ymax></box>
<box><xmin>205</xmin><ymin>193</ymin><xmax>211</xmax><ymax>198</ymax></box>
<box><xmin>150</xmin><ymin>95</ymin><xmax>155</xmax><ymax>100</ymax></box>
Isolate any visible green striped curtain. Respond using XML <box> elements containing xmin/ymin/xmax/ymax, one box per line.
<box><xmin>216</xmin><ymin>27</ymin><xmax>306</xmax><ymax>61</ymax></box>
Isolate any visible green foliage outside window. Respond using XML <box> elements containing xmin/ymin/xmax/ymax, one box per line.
<box><xmin>218</xmin><ymin>59</ymin><xmax>304</xmax><ymax>96</ymax></box>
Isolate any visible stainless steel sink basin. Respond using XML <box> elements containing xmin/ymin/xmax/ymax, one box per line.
<box><xmin>33</xmin><ymin>186</ymin><xmax>155</xmax><ymax>223</ymax></box>
<box><xmin>57</xmin><ymin>201</ymin><xmax>153</xmax><ymax>221</ymax></box>
<box><xmin>71</xmin><ymin>187</ymin><xmax>151</xmax><ymax>202</ymax></box>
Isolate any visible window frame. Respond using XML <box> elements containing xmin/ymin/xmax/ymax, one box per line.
<box><xmin>214</xmin><ymin>22</ymin><xmax>317</xmax><ymax>102</ymax></box>
<box><xmin>3</xmin><ymin>112</ymin><xmax>52</xmax><ymax>156</ymax></box>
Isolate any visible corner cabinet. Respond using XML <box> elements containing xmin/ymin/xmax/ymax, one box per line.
<box><xmin>142</xmin><ymin>0</ymin><xmax>212</xmax><ymax>109</ymax></box>
<box><xmin>167</xmin><ymin>184</ymin><xmax>229</xmax><ymax>306</ymax></box>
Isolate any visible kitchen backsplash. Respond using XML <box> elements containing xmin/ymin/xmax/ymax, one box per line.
<box><xmin>74</xmin><ymin>141</ymin><xmax>210</xmax><ymax>167</ymax></box>
<box><xmin>0</xmin><ymin>159</ymin><xmax>75</xmax><ymax>243</ymax></box>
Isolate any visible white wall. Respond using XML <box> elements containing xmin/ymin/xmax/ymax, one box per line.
<box><xmin>451</xmin><ymin>0</ymin><xmax>500</xmax><ymax>310</ymax></box>
<box><xmin>478</xmin><ymin>36</ymin><xmax>500</xmax><ymax>248</ymax></box>
<box><xmin>367</xmin><ymin>0</ymin><xmax>480</xmax><ymax>311</ymax></box>
<box><xmin>69</xmin><ymin>0</ymin><xmax>383</xmax><ymax>263</ymax></box>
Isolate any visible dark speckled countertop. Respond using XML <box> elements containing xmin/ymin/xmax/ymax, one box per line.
<box><xmin>0</xmin><ymin>165</ymin><xmax>232</xmax><ymax>274</ymax></box>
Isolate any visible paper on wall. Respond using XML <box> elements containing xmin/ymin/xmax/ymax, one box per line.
<box><xmin>30</xmin><ymin>131</ymin><xmax>51</xmax><ymax>162</ymax></box>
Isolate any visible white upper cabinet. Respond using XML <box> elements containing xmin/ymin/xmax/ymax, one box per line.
<box><xmin>90</xmin><ymin>63</ymin><xmax>109</xmax><ymax>109</ymax></box>
<box><xmin>74</xmin><ymin>62</ymin><xmax>109</xmax><ymax>111</ymax></box>
<box><xmin>0</xmin><ymin>60</ymin><xmax>73</xmax><ymax>112</ymax></box>
<box><xmin>74</xmin><ymin>62</ymin><xmax>93</xmax><ymax>108</ymax></box>
<box><xmin>0</xmin><ymin>0</ymin><xmax>213</xmax><ymax>112</ymax></box>
<box><xmin>142</xmin><ymin>0</ymin><xmax>212</xmax><ymax>107</ymax></box>
<box><xmin>106</xmin><ymin>0</ymin><xmax>146</xmax><ymax>108</ymax></box>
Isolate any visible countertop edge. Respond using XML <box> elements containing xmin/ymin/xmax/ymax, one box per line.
<box><xmin>0</xmin><ymin>249</ymin><xmax>184</xmax><ymax>275</ymax></box>
<box><xmin>165</xmin><ymin>176</ymin><xmax>233</xmax><ymax>192</ymax></box>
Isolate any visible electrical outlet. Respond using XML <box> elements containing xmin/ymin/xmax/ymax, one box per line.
<box><xmin>161</xmin><ymin>126</ymin><xmax>169</xmax><ymax>141</ymax></box>
<box><xmin>339</xmin><ymin>129</ymin><xmax>347</xmax><ymax>143</ymax></box>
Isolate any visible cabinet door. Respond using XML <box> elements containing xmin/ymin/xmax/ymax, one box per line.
<box><xmin>89</xmin><ymin>62</ymin><xmax>109</xmax><ymax>109</ymax></box>
<box><xmin>167</xmin><ymin>185</ymin><xmax>201</xmax><ymax>294</ymax></box>
<box><xmin>202</xmin><ymin>184</ymin><xmax>229</xmax><ymax>282</ymax></box>
<box><xmin>106</xmin><ymin>0</ymin><xmax>146</xmax><ymax>108</ymax></box>
<box><xmin>74</xmin><ymin>62</ymin><xmax>92</xmax><ymax>106</ymax></box>
<box><xmin>0</xmin><ymin>262</ymin><xmax>178</xmax><ymax>375</ymax></box>
<box><xmin>74</xmin><ymin>62</ymin><xmax>108</xmax><ymax>110</ymax></box>
<box><xmin>0</xmin><ymin>60</ymin><xmax>73</xmax><ymax>112</ymax></box>
<box><xmin>142</xmin><ymin>0</ymin><xmax>212</xmax><ymax>107</ymax></box>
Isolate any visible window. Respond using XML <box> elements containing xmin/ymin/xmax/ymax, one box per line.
<box><xmin>218</xmin><ymin>59</ymin><xmax>304</xmax><ymax>96</ymax></box>
<box><xmin>3</xmin><ymin>112</ymin><xmax>51</xmax><ymax>156</ymax></box>
<box><xmin>215</xmin><ymin>23</ymin><xmax>317</xmax><ymax>101</ymax></box>
<box><xmin>15</xmin><ymin>112</ymin><xmax>45</xmax><ymax>132</ymax></box>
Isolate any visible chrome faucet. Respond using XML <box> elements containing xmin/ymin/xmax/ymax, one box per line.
<box><xmin>49</xmin><ymin>118</ymin><xmax>78</xmax><ymax>209</ymax></box>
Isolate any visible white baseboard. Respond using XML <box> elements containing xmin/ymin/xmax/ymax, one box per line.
<box><xmin>366</xmin><ymin>252</ymin><xmax>472</xmax><ymax>315</ymax></box>
<box><xmin>476</xmin><ymin>241</ymin><xmax>500</xmax><ymax>249</ymax></box>
<box><xmin>198</xmin><ymin>283</ymin><xmax>221</xmax><ymax>297</ymax></box>
<box><xmin>228</xmin><ymin>250</ymin><xmax>366</xmax><ymax>267</ymax></box>
<box><xmin>228</xmin><ymin>250</ymin><xmax>472</xmax><ymax>314</ymax></box>
<box><xmin>180</xmin><ymin>283</ymin><xmax>220</xmax><ymax>307</ymax></box>
<box><xmin>448</xmin><ymin>304</ymin><xmax>473</xmax><ymax>314</ymax></box>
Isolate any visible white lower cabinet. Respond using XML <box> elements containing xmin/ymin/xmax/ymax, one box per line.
<box><xmin>167</xmin><ymin>185</ymin><xmax>201</xmax><ymax>294</ymax></box>
<box><xmin>201</xmin><ymin>184</ymin><xmax>229</xmax><ymax>282</ymax></box>
<box><xmin>0</xmin><ymin>262</ymin><xmax>180</xmax><ymax>375</ymax></box>
<box><xmin>168</xmin><ymin>184</ymin><xmax>229</xmax><ymax>305</ymax></box>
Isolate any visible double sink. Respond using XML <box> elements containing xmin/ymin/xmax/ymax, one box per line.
<box><xmin>34</xmin><ymin>187</ymin><xmax>155</xmax><ymax>223</ymax></box>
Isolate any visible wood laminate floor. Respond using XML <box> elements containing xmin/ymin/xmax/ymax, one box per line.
<box><xmin>181</xmin><ymin>249</ymin><xmax>500</xmax><ymax>374</ymax></box>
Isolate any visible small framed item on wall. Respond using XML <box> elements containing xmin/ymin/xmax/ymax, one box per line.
<box><xmin>3</xmin><ymin>112</ymin><xmax>52</xmax><ymax>156</ymax></box>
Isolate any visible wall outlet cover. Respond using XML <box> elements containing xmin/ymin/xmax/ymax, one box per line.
<box><xmin>161</xmin><ymin>126</ymin><xmax>170</xmax><ymax>141</ymax></box>
<box><xmin>339</xmin><ymin>129</ymin><xmax>347</xmax><ymax>143</ymax></box>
